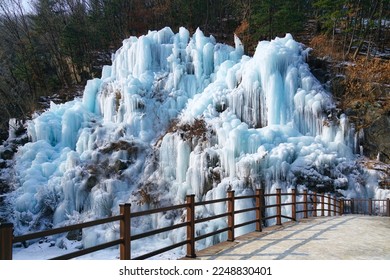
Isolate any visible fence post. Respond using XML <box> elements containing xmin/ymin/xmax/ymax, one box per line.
<box><xmin>368</xmin><ymin>198</ymin><xmax>372</xmax><ymax>215</ymax></box>
<box><xmin>303</xmin><ymin>190</ymin><xmax>308</xmax><ymax>219</ymax></box>
<box><xmin>291</xmin><ymin>189</ymin><xmax>296</xmax><ymax>221</ymax></box>
<box><xmin>119</xmin><ymin>203</ymin><xmax>131</xmax><ymax>260</ymax></box>
<box><xmin>313</xmin><ymin>193</ymin><xmax>317</xmax><ymax>217</ymax></box>
<box><xmin>186</xmin><ymin>194</ymin><xmax>196</xmax><ymax>258</ymax></box>
<box><xmin>387</xmin><ymin>199</ymin><xmax>390</xmax><ymax>217</ymax></box>
<box><xmin>321</xmin><ymin>193</ymin><xmax>325</xmax><ymax>216</ymax></box>
<box><xmin>276</xmin><ymin>188</ymin><xmax>282</xmax><ymax>225</ymax></box>
<box><xmin>0</xmin><ymin>223</ymin><xmax>13</xmax><ymax>260</ymax></box>
<box><xmin>227</xmin><ymin>190</ymin><xmax>235</xmax><ymax>241</ymax></box>
<box><xmin>255</xmin><ymin>189</ymin><xmax>263</xmax><ymax>232</ymax></box>
<box><xmin>333</xmin><ymin>196</ymin><xmax>337</xmax><ymax>216</ymax></box>
<box><xmin>327</xmin><ymin>195</ymin><xmax>331</xmax><ymax>216</ymax></box>
<box><xmin>351</xmin><ymin>199</ymin><xmax>355</xmax><ymax>214</ymax></box>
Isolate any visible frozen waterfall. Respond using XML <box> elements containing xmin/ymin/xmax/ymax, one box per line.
<box><xmin>3</xmin><ymin>27</ymin><xmax>380</xmax><ymax>257</ymax></box>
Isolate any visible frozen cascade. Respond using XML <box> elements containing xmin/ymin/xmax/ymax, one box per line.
<box><xmin>3</xmin><ymin>27</ymin><xmax>388</xmax><ymax>259</ymax></box>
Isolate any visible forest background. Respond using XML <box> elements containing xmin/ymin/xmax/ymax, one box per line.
<box><xmin>0</xmin><ymin>0</ymin><xmax>389</xmax><ymax>152</ymax></box>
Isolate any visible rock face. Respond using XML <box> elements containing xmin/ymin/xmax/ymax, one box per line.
<box><xmin>307</xmin><ymin>53</ymin><xmax>390</xmax><ymax>166</ymax></box>
<box><xmin>307</xmin><ymin>55</ymin><xmax>332</xmax><ymax>85</ymax></box>
<box><xmin>363</xmin><ymin>115</ymin><xmax>390</xmax><ymax>163</ymax></box>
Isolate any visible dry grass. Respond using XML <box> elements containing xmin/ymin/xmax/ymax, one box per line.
<box><xmin>234</xmin><ymin>19</ymin><xmax>257</xmax><ymax>55</ymax></box>
<box><xmin>340</xmin><ymin>58</ymin><xmax>390</xmax><ymax>129</ymax></box>
<box><xmin>166</xmin><ymin>118</ymin><xmax>208</xmax><ymax>143</ymax></box>
<box><xmin>344</xmin><ymin>58</ymin><xmax>390</xmax><ymax>97</ymax></box>
<box><xmin>100</xmin><ymin>140</ymin><xmax>138</xmax><ymax>155</ymax></box>
<box><xmin>309</xmin><ymin>34</ymin><xmax>345</xmax><ymax>61</ymax></box>
<box><xmin>309</xmin><ymin>34</ymin><xmax>390</xmax><ymax>130</ymax></box>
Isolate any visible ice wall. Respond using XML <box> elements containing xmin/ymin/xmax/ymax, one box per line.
<box><xmin>4</xmin><ymin>27</ymin><xmax>381</xmax><ymax>256</ymax></box>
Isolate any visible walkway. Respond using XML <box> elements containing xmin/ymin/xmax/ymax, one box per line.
<box><xmin>184</xmin><ymin>215</ymin><xmax>390</xmax><ymax>260</ymax></box>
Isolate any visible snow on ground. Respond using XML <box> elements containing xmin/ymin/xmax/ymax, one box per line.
<box><xmin>12</xmin><ymin>240</ymin><xmax>179</xmax><ymax>260</ymax></box>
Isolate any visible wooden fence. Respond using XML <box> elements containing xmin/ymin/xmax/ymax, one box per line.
<box><xmin>1</xmin><ymin>189</ymin><xmax>388</xmax><ymax>260</ymax></box>
<box><xmin>342</xmin><ymin>198</ymin><xmax>390</xmax><ymax>216</ymax></box>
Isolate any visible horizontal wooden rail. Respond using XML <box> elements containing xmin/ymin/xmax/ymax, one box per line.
<box><xmin>265</xmin><ymin>214</ymin><xmax>279</xmax><ymax>220</ymax></box>
<box><xmin>235</xmin><ymin>206</ymin><xmax>258</xmax><ymax>215</ymax></box>
<box><xmin>195</xmin><ymin>213</ymin><xmax>229</xmax><ymax>224</ymax></box>
<box><xmin>195</xmin><ymin>197</ymin><xmax>228</xmax><ymax>206</ymax></box>
<box><xmin>1</xmin><ymin>187</ymin><xmax>388</xmax><ymax>260</ymax></box>
<box><xmin>132</xmin><ymin>222</ymin><xmax>189</xmax><ymax>241</ymax></box>
<box><xmin>235</xmin><ymin>195</ymin><xmax>256</xmax><ymax>200</ymax></box>
<box><xmin>13</xmin><ymin>215</ymin><xmax>122</xmax><ymax>243</ymax></box>
<box><xmin>281</xmin><ymin>215</ymin><xmax>293</xmax><ymax>220</ymax></box>
<box><xmin>235</xmin><ymin>219</ymin><xmax>259</xmax><ymax>229</ymax></box>
<box><xmin>195</xmin><ymin>227</ymin><xmax>229</xmax><ymax>242</ymax></box>
<box><xmin>50</xmin><ymin>239</ymin><xmax>122</xmax><ymax>260</ymax></box>
<box><xmin>130</xmin><ymin>203</ymin><xmax>188</xmax><ymax>218</ymax></box>
<box><xmin>342</xmin><ymin>198</ymin><xmax>390</xmax><ymax>216</ymax></box>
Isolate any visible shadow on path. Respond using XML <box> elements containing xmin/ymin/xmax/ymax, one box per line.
<box><xmin>188</xmin><ymin>215</ymin><xmax>390</xmax><ymax>260</ymax></box>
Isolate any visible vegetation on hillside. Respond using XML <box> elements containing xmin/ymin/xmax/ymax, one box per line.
<box><xmin>0</xmin><ymin>0</ymin><xmax>389</xmax><ymax>142</ymax></box>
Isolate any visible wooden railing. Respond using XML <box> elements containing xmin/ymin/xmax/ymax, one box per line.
<box><xmin>342</xmin><ymin>198</ymin><xmax>390</xmax><ymax>216</ymax></box>
<box><xmin>1</xmin><ymin>188</ymin><xmax>386</xmax><ymax>260</ymax></box>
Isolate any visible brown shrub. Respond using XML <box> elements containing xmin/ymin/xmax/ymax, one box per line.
<box><xmin>309</xmin><ymin>34</ymin><xmax>344</xmax><ymax>60</ymax></box>
<box><xmin>341</xmin><ymin>58</ymin><xmax>390</xmax><ymax>129</ymax></box>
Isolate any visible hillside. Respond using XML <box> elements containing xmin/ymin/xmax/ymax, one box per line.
<box><xmin>0</xmin><ymin>0</ymin><xmax>389</xmax><ymax>259</ymax></box>
<box><xmin>1</xmin><ymin>1</ymin><xmax>389</xmax><ymax>160</ymax></box>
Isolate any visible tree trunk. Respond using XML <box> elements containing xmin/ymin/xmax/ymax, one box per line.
<box><xmin>353</xmin><ymin>0</ymin><xmax>379</xmax><ymax>60</ymax></box>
